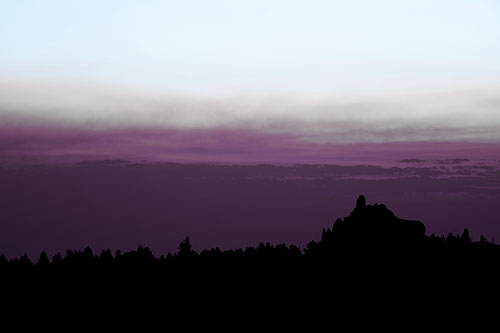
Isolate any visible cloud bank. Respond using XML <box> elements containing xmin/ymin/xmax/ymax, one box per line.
<box><xmin>0</xmin><ymin>125</ymin><xmax>499</xmax><ymax>166</ymax></box>
<box><xmin>1</xmin><ymin>80</ymin><xmax>500</xmax><ymax>145</ymax></box>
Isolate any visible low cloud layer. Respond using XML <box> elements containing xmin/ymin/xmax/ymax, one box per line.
<box><xmin>0</xmin><ymin>125</ymin><xmax>499</xmax><ymax>166</ymax></box>
<box><xmin>1</xmin><ymin>80</ymin><xmax>500</xmax><ymax>145</ymax></box>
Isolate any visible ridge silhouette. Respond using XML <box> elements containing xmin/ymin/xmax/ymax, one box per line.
<box><xmin>1</xmin><ymin>195</ymin><xmax>497</xmax><ymax>268</ymax></box>
<box><xmin>333</xmin><ymin>194</ymin><xmax>426</xmax><ymax>243</ymax></box>
<box><xmin>2</xmin><ymin>194</ymin><xmax>500</xmax><ymax>310</ymax></box>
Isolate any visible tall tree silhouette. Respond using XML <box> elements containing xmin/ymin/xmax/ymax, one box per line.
<box><xmin>178</xmin><ymin>236</ymin><xmax>196</xmax><ymax>258</ymax></box>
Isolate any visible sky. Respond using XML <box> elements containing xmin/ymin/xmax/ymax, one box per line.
<box><xmin>1</xmin><ymin>1</ymin><xmax>500</xmax><ymax>257</ymax></box>
<box><xmin>1</xmin><ymin>161</ymin><xmax>500</xmax><ymax>258</ymax></box>
<box><xmin>1</xmin><ymin>0</ymin><xmax>500</xmax><ymax>157</ymax></box>
<box><xmin>1</xmin><ymin>0</ymin><xmax>499</xmax><ymax>91</ymax></box>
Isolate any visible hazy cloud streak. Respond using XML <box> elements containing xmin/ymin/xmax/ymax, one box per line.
<box><xmin>1</xmin><ymin>80</ymin><xmax>500</xmax><ymax>145</ymax></box>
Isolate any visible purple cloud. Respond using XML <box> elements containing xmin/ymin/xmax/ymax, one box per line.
<box><xmin>1</xmin><ymin>125</ymin><xmax>499</xmax><ymax>166</ymax></box>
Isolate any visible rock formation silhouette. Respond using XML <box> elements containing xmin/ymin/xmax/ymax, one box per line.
<box><xmin>332</xmin><ymin>195</ymin><xmax>426</xmax><ymax>244</ymax></box>
<box><xmin>1</xmin><ymin>194</ymin><xmax>499</xmax><ymax>315</ymax></box>
<box><xmin>0</xmin><ymin>197</ymin><xmax>498</xmax><ymax>287</ymax></box>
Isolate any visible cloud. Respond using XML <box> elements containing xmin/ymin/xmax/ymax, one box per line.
<box><xmin>0</xmin><ymin>125</ymin><xmax>499</xmax><ymax>166</ymax></box>
<box><xmin>434</xmin><ymin>158</ymin><xmax>470</xmax><ymax>165</ymax></box>
<box><xmin>398</xmin><ymin>159</ymin><xmax>427</xmax><ymax>163</ymax></box>
<box><xmin>1</xmin><ymin>80</ymin><xmax>500</xmax><ymax>145</ymax></box>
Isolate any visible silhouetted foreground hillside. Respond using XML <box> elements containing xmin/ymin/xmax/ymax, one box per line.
<box><xmin>2</xmin><ymin>195</ymin><xmax>500</xmax><ymax>309</ymax></box>
<box><xmin>3</xmin><ymin>195</ymin><xmax>499</xmax><ymax>270</ymax></box>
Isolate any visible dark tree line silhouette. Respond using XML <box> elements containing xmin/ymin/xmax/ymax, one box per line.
<box><xmin>3</xmin><ymin>194</ymin><xmax>500</xmax><ymax>311</ymax></box>
<box><xmin>2</xmin><ymin>195</ymin><xmax>499</xmax><ymax>277</ymax></box>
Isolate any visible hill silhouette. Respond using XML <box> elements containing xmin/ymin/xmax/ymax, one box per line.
<box><xmin>2</xmin><ymin>195</ymin><xmax>500</xmax><ymax>313</ymax></box>
<box><xmin>2</xmin><ymin>195</ymin><xmax>498</xmax><ymax>270</ymax></box>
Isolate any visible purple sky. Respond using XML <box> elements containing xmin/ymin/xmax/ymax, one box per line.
<box><xmin>1</xmin><ymin>159</ymin><xmax>499</xmax><ymax>259</ymax></box>
<box><xmin>1</xmin><ymin>1</ymin><xmax>500</xmax><ymax>258</ymax></box>
<box><xmin>0</xmin><ymin>125</ymin><xmax>499</xmax><ymax>259</ymax></box>
<box><xmin>1</xmin><ymin>125</ymin><xmax>499</xmax><ymax>166</ymax></box>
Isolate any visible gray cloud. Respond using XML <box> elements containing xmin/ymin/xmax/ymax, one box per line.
<box><xmin>1</xmin><ymin>80</ymin><xmax>500</xmax><ymax>144</ymax></box>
